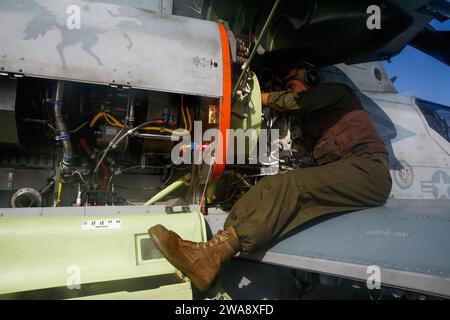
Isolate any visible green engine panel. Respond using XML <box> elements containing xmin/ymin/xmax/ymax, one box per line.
<box><xmin>0</xmin><ymin>206</ymin><xmax>206</xmax><ymax>299</ymax></box>
<box><xmin>230</xmin><ymin>72</ymin><xmax>262</xmax><ymax>158</ymax></box>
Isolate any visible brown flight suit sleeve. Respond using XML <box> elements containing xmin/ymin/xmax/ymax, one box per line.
<box><xmin>267</xmin><ymin>83</ymin><xmax>353</xmax><ymax>113</ymax></box>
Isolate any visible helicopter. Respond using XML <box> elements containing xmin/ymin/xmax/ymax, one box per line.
<box><xmin>0</xmin><ymin>0</ymin><xmax>449</xmax><ymax>299</ymax></box>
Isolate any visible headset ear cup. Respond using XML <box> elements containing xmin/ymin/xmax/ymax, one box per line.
<box><xmin>305</xmin><ymin>69</ymin><xmax>321</xmax><ymax>86</ymax></box>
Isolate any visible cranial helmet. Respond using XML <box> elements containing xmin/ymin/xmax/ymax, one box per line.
<box><xmin>284</xmin><ymin>61</ymin><xmax>322</xmax><ymax>87</ymax></box>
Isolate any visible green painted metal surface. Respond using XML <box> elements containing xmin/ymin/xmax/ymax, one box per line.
<box><xmin>230</xmin><ymin>73</ymin><xmax>262</xmax><ymax>158</ymax></box>
<box><xmin>0</xmin><ymin>207</ymin><xmax>205</xmax><ymax>299</ymax></box>
<box><xmin>71</xmin><ymin>280</ymin><xmax>193</xmax><ymax>300</ymax></box>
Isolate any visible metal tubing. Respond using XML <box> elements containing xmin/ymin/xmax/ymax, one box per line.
<box><xmin>143</xmin><ymin>173</ymin><xmax>191</xmax><ymax>206</ymax></box>
<box><xmin>233</xmin><ymin>0</ymin><xmax>281</xmax><ymax>97</ymax></box>
<box><xmin>134</xmin><ymin>132</ymin><xmax>180</xmax><ymax>141</ymax></box>
<box><xmin>53</xmin><ymin>81</ymin><xmax>73</xmax><ymax>165</ymax></box>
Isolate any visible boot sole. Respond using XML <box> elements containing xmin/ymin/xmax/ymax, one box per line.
<box><xmin>148</xmin><ymin>226</ymin><xmax>211</xmax><ymax>292</ymax></box>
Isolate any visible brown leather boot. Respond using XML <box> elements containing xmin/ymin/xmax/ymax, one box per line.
<box><xmin>148</xmin><ymin>224</ymin><xmax>241</xmax><ymax>291</ymax></box>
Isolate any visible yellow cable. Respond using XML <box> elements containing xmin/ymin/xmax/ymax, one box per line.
<box><xmin>142</xmin><ymin>126</ymin><xmax>173</xmax><ymax>132</ymax></box>
<box><xmin>103</xmin><ymin>113</ymin><xmax>116</xmax><ymax>126</ymax></box>
<box><xmin>141</xmin><ymin>127</ymin><xmax>188</xmax><ymax>136</ymax></box>
<box><xmin>104</xmin><ymin>113</ymin><xmax>124</xmax><ymax>127</ymax></box>
<box><xmin>91</xmin><ymin>109</ymin><xmax>189</xmax><ymax>136</ymax></box>
<box><xmin>110</xmin><ymin>114</ymin><xmax>124</xmax><ymax>127</ymax></box>
<box><xmin>142</xmin><ymin>127</ymin><xmax>174</xmax><ymax>134</ymax></box>
<box><xmin>90</xmin><ymin>112</ymin><xmax>124</xmax><ymax>128</ymax></box>
<box><xmin>55</xmin><ymin>181</ymin><xmax>63</xmax><ymax>207</ymax></box>
<box><xmin>89</xmin><ymin>112</ymin><xmax>104</xmax><ymax>128</ymax></box>
<box><xmin>181</xmin><ymin>97</ymin><xmax>188</xmax><ymax>131</ymax></box>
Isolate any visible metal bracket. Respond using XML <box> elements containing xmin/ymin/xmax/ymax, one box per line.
<box><xmin>109</xmin><ymin>83</ymin><xmax>131</xmax><ymax>90</ymax></box>
<box><xmin>0</xmin><ymin>72</ymin><xmax>23</xmax><ymax>79</ymax></box>
<box><xmin>227</xmin><ymin>30</ymin><xmax>237</xmax><ymax>63</ymax></box>
<box><xmin>161</xmin><ymin>0</ymin><xmax>173</xmax><ymax>15</ymax></box>
<box><xmin>165</xmin><ymin>205</ymin><xmax>191</xmax><ymax>214</ymax></box>
<box><xmin>7</xmin><ymin>170</ymin><xmax>13</xmax><ymax>190</ymax></box>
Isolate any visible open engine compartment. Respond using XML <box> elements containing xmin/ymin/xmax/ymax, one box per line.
<box><xmin>0</xmin><ymin>76</ymin><xmax>224</xmax><ymax>208</ymax></box>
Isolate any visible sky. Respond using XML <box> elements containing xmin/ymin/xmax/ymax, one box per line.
<box><xmin>382</xmin><ymin>20</ymin><xmax>450</xmax><ymax>106</ymax></box>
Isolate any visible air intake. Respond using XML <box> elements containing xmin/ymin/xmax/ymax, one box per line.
<box><xmin>173</xmin><ymin>0</ymin><xmax>204</xmax><ymax>19</ymax></box>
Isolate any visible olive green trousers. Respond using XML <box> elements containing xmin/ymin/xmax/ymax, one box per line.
<box><xmin>224</xmin><ymin>153</ymin><xmax>392</xmax><ymax>253</ymax></box>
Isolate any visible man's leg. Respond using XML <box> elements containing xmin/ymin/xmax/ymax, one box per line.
<box><xmin>148</xmin><ymin>153</ymin><xmax>391</xmax><ymax>290</ymax></box>
<box><xmin>224</xmin><ymin>153</ymin><xmax>392</xmax><ymax>253</ymax></box>
<box><xmin>148</xmin><ymin>223</ymin><xmax>241</xmax><ymax>291</ymax></box>
<box><xmin>223</xmin><ymin>169</ymin><xmax>304</xmax><ymax>253</ymax></box>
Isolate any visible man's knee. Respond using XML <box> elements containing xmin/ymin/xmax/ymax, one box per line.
<box><xmin>224</xmin><ymin>218</ymin><xmax>274</xmax><ymax>254</ymax></box>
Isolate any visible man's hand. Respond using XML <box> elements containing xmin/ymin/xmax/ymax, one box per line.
<box><xmin>261</xmin><ymin>92</ymin><xmax>270</xmax><ymax>106</ymax></box>
<box><xmin>261</xmin><ymin>92</ymin><xmax>283</xmax><ymax>112</ymax></box>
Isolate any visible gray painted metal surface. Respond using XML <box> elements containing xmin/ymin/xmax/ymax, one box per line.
<box><xmin>206</xmin><ymin>199</ymin><xmax>450</xmax><ymax>298</ymax></box>
<box><xmin>321</xmin><ymin>62</ymin><xmax>397</xmax><ymax>94</ymax></box>
<box><xmin>81</xmin><ymin>0</ymin><xmax>169</xmax><ymax>14</ymax></box>
<box><xmin>320</xmin><ymin>62</ymin><xmax>450</xmax><ymax>201</ymax></box>
<box><xmin>0</xmin><ymin>0</ymin><xmax>222</xmax><ymax>97</ymax></box>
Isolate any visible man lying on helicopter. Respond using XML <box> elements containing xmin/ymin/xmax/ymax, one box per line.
<box><xmin>148</xmin><ymin>62</ymin><xmax>392</xmax><ymax>292</ymax></box>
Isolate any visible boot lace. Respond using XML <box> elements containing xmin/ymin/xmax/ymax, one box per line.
<box><xmin>181</xmin><ymin>230</ymin><xmax>232</xmax><ymax>249</ymax></box>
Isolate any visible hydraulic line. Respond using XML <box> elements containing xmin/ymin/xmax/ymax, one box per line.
<box><xmin>93</xmin><ymin>123</ymin><xmax>127</xmax><ymax>174</ymax></box>
<box><xmin>113</xmin><ymin>120</ymin><xmax>189</xmax><ymax>149</ymax></box>
<box><xmin>92</xmin><ymin>119</ymin><xmax>175</xmax><ymax>174</ymax></box>
<box><xmin>79</xmin><ymin>138</ymin><xmax>110</xmax><ymax>190</ymax></box>
<box><xmin>134</xmin><ymin>132</ymin><xmax>180</xmax><ymax>140</ymax></box>
<box><xmin>200</xmin><ymin>156</ymin><xmax>215</xmax><ymax>210</ymax></box>
<box><xmin>92</xmin><ymin>89</ymin><xmax>134</xmax><ymax>174</ymax></box>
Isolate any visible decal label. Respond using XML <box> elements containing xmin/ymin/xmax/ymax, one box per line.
<box><xmin>366</xmin><ymin>230</ymin><xmax>409</xmax><ymax>238</ymax></box>
<box><xmin>82</xmin><ymin>219</ymin><xmax>121</xmax><ymax>230</ymax></box>
<box><xmin>421</xmin><ymin>171</ymin><xmax>450</xmax><ymax>199</ymax></box>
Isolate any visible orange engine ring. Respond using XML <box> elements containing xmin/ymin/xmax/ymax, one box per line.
<box><xmin>213</xmin><ymin>22</ymin><xmax>232</xmax><ymax>179</ymax></box>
